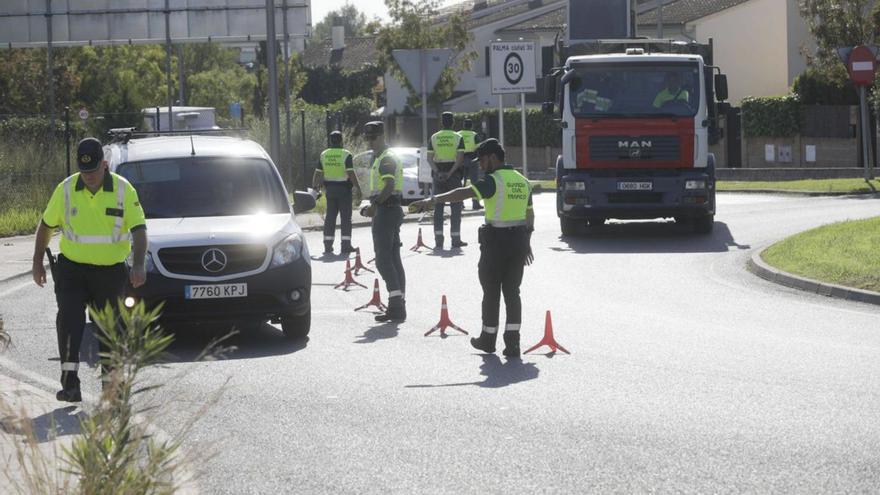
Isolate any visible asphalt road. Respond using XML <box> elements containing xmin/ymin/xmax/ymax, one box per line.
<box><xmin>2</xmin><ymin>192</ymin><xmax>880</xmax><ymax>493</ymax></box>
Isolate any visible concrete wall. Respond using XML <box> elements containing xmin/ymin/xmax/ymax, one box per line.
<box><xmin>743</xmin><ymin>136</ymin><xmax>859</xmax><ymax>168</ymax></box>
<box><xmin>503</xmin><ymin>146</ymin><xmax>560</xmax><ymax>174</ymax></box>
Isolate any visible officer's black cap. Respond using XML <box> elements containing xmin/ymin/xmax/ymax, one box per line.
<box><xmin>463</xmin><ymin>118</ymin><xmax>473</xmax><ymax>127</ymax></box>
<box><xmin>329</xmin><ymin>130</ymin><xmax>343</xmax><ymax>144</ymax></box>
<box><xmin>362</xmin><ymin>121</ymin><xmax>384</xmax><ymax>137</ymax></box>
<box><xmin>473</xmin><ymin>138</ymin><xmax>504</xmax><ymax>162</ymax></box>
<box><xmin>76</xmin><ymin>137</ymin><xmax>103</xmax><ymax>172</ymax></box>
<box><xmin>441</xmin><ymin>112</ymin><xmax>454</xmax><ymax>125</ymax></box>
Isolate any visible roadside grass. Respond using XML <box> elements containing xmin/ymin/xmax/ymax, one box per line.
<box><xmin>762</xmin><ymin>216</ymin><xmax>880</xmax><ymax>292</ymax></box>
<box><xmin>0</xmin><ymin>208</ymin><xmax>41</xmax><ymax>237</ymax></box>
<box><xmin>717</xmin><ymin>178</ymin><xmax>880</xmax><ymax>194</ymax></box>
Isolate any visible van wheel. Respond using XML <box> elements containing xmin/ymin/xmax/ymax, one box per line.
<box><xmin>694</xmin><ymin>214</ymin><xmax>714</xmax><ymax>234</ymax></box>
<box><xmin>281</xmin><ymin>308</ymin><xmax>311</xmax><ymax>339</ymax></box>
<box><xmin>560</xmin><ymin>216</ymin><xmax>579</xmax><ymax>236</ymax></box>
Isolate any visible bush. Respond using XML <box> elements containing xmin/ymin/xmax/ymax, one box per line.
<box><xmin>792</xmin><ymin>67</ymin><xmax>860</xmax><ymax>105</ymax></box>
<box><xmin>741</xmin><ymin>95</ymin><xmax>802</xmax><ymax>137</ymax></box>
<box><xmin>454</xmin><ymin>108</ymin><xmax>561</xmax><ymax>148</ymax></box>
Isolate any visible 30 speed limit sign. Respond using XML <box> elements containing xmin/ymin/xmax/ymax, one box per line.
<box><xmin>491</xmin><ymin>42</ymin><xmax>536</xmax><ymax>94</ymax></box>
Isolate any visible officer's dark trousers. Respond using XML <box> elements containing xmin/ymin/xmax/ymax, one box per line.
<box><xmin>478</xmin><ymin>226</ymin><xmax>528</xmax><ymax>330</ymax></box>
<box><xmin>372</xmin><ymin>204</ymin><xmax>406</xmax><ymax>307</ymax></box>
<box><xmin>323</xmin><ymin>182</ymin><xmax>353</xmax><ymax>246</ymax></box>
<box><xmin>433</xmin><ymin>166</ymin><xmax>464</xmax><ymax>242</ymax></box>
<box><xmin>54</xmin><ymin>255</ymin><xmax>127</xmax><ymax>390</ymax></box>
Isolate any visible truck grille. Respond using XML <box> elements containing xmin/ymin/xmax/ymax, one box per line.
<box><xmin>158</xmin><ymin>244</ymin><xmax>267</xmax><ymax>276</ymax></box>
<box><xmin>590</xmin><ymin>136</ymin><xmax>680</xmax><ymax>161</ymax></box>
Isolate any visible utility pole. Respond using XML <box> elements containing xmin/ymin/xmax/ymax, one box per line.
<box><xmin>265</xmin><ymin>0</ymin><xmax>281</xmax><ymax>164</ymax></box>
<box><xmin>657</xmin><ymin>0</ymin><xmax>664</xmax><ymax>38</ymax></box>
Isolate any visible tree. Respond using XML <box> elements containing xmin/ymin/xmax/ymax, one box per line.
<box><xmin>311</xmin><ymin>4</ymin><xmax>379</xmax><ymax>40</ymax></box>
<box><xmin>375</xmin><ymin>0</ymin><xmax>477</xmax><ymax>110</ymax></box>
<box><xmin>799</xmin><ymin>0</ymin><xmax>876</xmax><ymax>68</ymax></box>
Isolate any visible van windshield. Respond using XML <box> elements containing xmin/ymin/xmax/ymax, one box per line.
<box><xmin>117</xmin><ymin>157</ymin><xmax>290</xmax><ymax>218</ymax></box>
<box><xmin>569</xmin><ymin>62</ymin><xmax>700</xmax><ymax>118</ymax></box>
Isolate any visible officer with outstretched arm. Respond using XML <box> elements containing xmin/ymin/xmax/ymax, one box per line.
<box><xmin>411</xmin><ymin>139</ymin><xmax>533</xmax><ymax>356</ymax></box>
<box><xmin>32</xmin><ymin>137</ymin><xmax>147</xmax><ymax>402</ymax></box>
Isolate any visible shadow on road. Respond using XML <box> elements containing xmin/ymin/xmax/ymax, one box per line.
<box><xmin>1</xmin><ymin>405</ymin><xmax>85</xmax><ymax>443</ymax></box>
<box><xmin>354</xmin><ymin>321</ymin><xmax>400</xmax><ymax>344</ymax></box>
<box><xmin>551</xmin><ymin>220</ymin><xmax>750</xmax><ymax>254</ymax></box>
<box><xmin>405</xmin><ymin>354</ymin><xmax>539</xmax><ymax>389</ymax></box>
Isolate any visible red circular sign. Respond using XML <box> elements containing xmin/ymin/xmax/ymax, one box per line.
<box><xmin>848</xmin><ymin>45</ymin><xmax>877</xmax><ymax>86</ymax></box>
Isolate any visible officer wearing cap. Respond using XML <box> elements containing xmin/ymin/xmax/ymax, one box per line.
<box><xmin>32</xmin><ymin>137</ymin><xmax>147</xmax><ymax>402</ymax></box>
<box><xmin>360</xmin><ymin>121</ymin><xmax>406</xmax><ymax>322</ymax></box>
<box><xmin>410</xmin><ymin>138</ymin><xmax>533</xmax><ymax>357</ymax></box>
<box><xmin>457</xmin><ymin>118</ymin><xmax>484</xmax><ymax>211</ymax></box>
<box><xmin>428</xmin><ymin>112</ymin><xmax>467</xmax><ymax>250</ymax></box>
<box><xmin>314</xmin><ymin>130</ymin><xmax>362</xmax><ymax>255</ymax></box>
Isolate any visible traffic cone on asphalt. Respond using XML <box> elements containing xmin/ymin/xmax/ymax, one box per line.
<box><xmin>523</xmin><ymin>311</ymin><xmax>570</xmax><ymax>355</ymax></box>
<box><xmin>410</xmin><ymin>227</ymin><xmax>431</xmax><ymax>252</ymax></box>
<box><xmin>424</xmin><ymin>295</ymin><xmax>468</xmax><ymax>337</ymax></box>
<box><xmin>352</xmin><ymin>248</ymin><xmax>374</xmax><ymax>275</ymax></box>
<box><xmin>334</xmin><ymin>260</ymin><xmax>367</xmax><ymax>290</ymax></box>
<box><xmin>355</xmin><ymin>279</ymin><xmax>387</xmax><ymax>312</ymax></box>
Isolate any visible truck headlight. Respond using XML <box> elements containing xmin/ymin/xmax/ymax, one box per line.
<box><xmin>685</xmin><ymin>180</ymin><xmax>706</xmax><ymax>190</ymax></box>
<box><xmin>564</xmin><ymin>181</ymin><xmax>586</xmax><ymax>191</ymax></box>
<box><xmin>126</xmin><ymin>252</ymin><xmax>157</xmax><ymax>273</ymax></box>
<box><xmin>271</xmin><ymin>233</ymin><xmax>304</xmax><ymax>267</ymax></box>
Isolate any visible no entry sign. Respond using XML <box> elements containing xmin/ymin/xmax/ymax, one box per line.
<box><xmin>848</xmin><ymin>45</ymin><xmax>877</xmax><ymax>86</ymax></box>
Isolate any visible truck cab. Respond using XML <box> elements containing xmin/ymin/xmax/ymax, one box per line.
<box><xmin>545</xmin><ymin>40</ymin><xmax>728</xmax><ymax>235</ymax></box>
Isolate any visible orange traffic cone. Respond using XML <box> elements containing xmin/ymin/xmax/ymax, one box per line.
<box><xmin>523</xmin><ymin>311</ymin><xmax>570</xmax><ymax>354</ymax></box>
<box><xmin>355</xmin><ymin>279</ymin><xmax>387</xmax><ymax>312</ymax></box>
<box><xmin>334</xmin><ymin>260</ymin><xmax>367</xmax><ymax>290</ymax></box>
<box><xmin>352</xmin><ymin>248</ymin><xmax>374</xmax><ymax>275</ymax></box>
<box><xmin>424</xmin><ymin>295</ymin><xmax>468</xmax><ymax>337</ymax></box>
<box><xmin>410</xmin><ymin>227</ymin><xmax>431</xmax><ymax>252</ymax></box>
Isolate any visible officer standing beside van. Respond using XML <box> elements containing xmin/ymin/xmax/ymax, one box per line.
<box><xmin>428</xmin><ymin>112</ymin><xmax>467</xmax><ymax>249</ymax></box>
<box><xmin>410</xmin><ymin>139</ymin><xmax>533</xmax><ymax>357</ymax></box>
<box><xmin>32</xmin><ymin>137</ymin><xmax>148</xmax><ymax>402</ymax></box>
<box><xmin>314</xmin><ymin>131</ymin><xmax>362</xmax><ymax>255</ymax></box>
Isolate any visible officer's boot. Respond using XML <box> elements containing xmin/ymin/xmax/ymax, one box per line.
<box><xmin>472</xmin><ymin>200</ymin><xmax>482</xmax><ymax>210</ymax></box>
<box><xmin>470</xmin><ymin>330</ymin><xmax>497</xmax><ymax>353</ymax></box>
<box><xmin>434</xmin><ymin>235</ymin><xmax>444</xmax><ymax>251</ymax></box>
<box><xmin>375</xmin><ymin>296</ymin><xmax>406</xmax><ymax>322</ymax></box>
<box><xmin>341</xmin><ymin>240</ymin><xmax>355</xmax><ymax>254</ymax></box>
<box><xmin>451</xmin><ymin>235</ymin><xmax>468</xmax><ymax>248</ymax></box>
<box><xmin>323</xmin><ymin>241</ymin><xmax>334</xmax><ymax>255</ymax></box>
<box><xmin>502</xmin><ymin>332</ymin><xmax>521</xmax><ymax>358</ymax></box>
<box><xmin>56</xmin><ymin>369</ymin><xmax>82</xmax><ymax>402</ymax></box>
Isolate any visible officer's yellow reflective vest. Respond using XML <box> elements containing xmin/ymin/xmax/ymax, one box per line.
<box><xmin>370</xmin><ymin>149</ymin><xmax>403</xmax><ymax>197</ymax></box>
<box><xmin>458</xmin><ymin>130</ymin><xmax>478</xmax><ymax>152</ymax></box>
<box><xmin>430</xmin><ymin>129</ymin><xmax>461</xmax><ymax>162</ymax></box>
<box><xmin>480</xmin><ymin>168</ymin><xmax>530</xmax><ymax>227</ymax></box>
<box><xmin>320</xmin><ymin>147</ymin><xmax>352</xmax><ymax>182</ymax></box>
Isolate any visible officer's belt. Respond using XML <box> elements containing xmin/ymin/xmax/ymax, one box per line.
<box><xmin>435</xmin><ymin>162</ymin><xmax>457</xmax><ymax>172</ymax></box>
<box><xmin>372</xmin><ymin>195</ymin><xmax>401</xmax><ymax>206</ymax></box>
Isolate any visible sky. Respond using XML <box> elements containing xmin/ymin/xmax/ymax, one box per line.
<box><xmin>311</xmin><ymin>0</ymin><xmax>461</xmax><ymax>27</ymax></box>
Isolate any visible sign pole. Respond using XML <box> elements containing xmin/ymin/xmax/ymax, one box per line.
<box><xmin>859</xmin><ymin>86</ymin><xmax>873</xmax><ymax>180</ymax></box>
<box><xmin>421</xmin><ymin>49</ymin><xmax>428</xmax><ymax>151</ymax></box>
<box><xmin>520</xmin><ymin>92</ymin><xmax>528</xmax><ymax>177</ymax></box>
<box><xmin>498</xmin><ymin>95</ymin><xmax>504</xmax><ymax>147</ymax></box>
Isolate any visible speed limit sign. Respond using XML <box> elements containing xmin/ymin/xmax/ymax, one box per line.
<box><xmin>491</xmin><ymin>42</ymin><xmax>536</xmax><ymax>94</ymax></box>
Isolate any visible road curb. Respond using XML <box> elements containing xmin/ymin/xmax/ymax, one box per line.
<box><xmin>747</xmin><ymin>247</ymin><xmax>880</xmax><ymax>306</ymax></box>
<box><xmin>718</xmin><ymin>189</ymin><xmax>880</xmax><ymax>197</ymax></box>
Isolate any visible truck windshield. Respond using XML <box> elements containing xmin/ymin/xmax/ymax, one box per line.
<box><xmin>117</xmin><ymin>157</ymin><xmax>290</xmax><ymax>218</ymax></box>
<box><xmin>569</xmin><ymin>62</ymin><xmax>700</xmax><ymax>118</ymax></box>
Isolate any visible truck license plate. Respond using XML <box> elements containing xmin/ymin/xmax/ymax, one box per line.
<box><xmin>617</xmin><ymin>181</ymin><xmax>653</xmax><ymax>191</ymax></box>
<box><xmin>185</xmin><ymin>283</ymin><xmax>247</xmax><ymax>299</ymax></box>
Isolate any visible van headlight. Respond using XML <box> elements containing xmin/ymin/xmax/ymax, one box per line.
<box><xmin>126</xmin><ymin>252</ymin><xmax>157</xmax><ymax>273</ymax></box>
<box><xmin>271</xmin><ymin>233</ymin><xmax>304</xmax><ymax>267</ymax></box>
<box><xmin>685</xmin><ymin>180</ymin><xmax>706</xmax><ymax>190</ymax></box>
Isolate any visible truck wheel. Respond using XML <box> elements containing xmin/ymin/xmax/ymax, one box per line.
<box><xmin>281</xmin><ymin>308</ymin><xmax>311</xmax><ymax>339</ymax></box>
<box><xmin>560</xmin><ymin>216</ymin><xmax>579</xmax><ymax>236</ymax></box>
<box><xmin>694</xmin><ymin>214</ymin><xmax>714</xmax><ymax>234</ymax></box>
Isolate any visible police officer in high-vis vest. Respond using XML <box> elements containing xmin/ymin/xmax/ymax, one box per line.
<box><xmin>428</xmin><ymin>112</ymin><xmax>467</xmax><ymax>250</ymax></box>
<box><xmin>457</xmin><ymin>118</ymin><xmax>483</xmax><ymax>211</ymax></box>
<box><xmin>410</xmin><ymin>139</ymin><xmax>533</xmax><ymax>357</ymax></box>
<box><xmin>313</xmin><ymin>130</ymin><xmax>362</xmax><ymax>255</ymax></box>
<box><xmin>359</xmin><ymin>121</ymin><xmax>406</xmax><ymax>322</ymax></box>
<box><xmin>32</xmin><ymin>137</ymin><xmax>148</xmax><ymax>402</ymax></box>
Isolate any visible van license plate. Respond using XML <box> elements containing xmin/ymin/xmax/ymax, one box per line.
<box><xmin>617</xmin><ymin>181</ymin><xmax>653</xmax><ymax>191</ymax></box>
<box><xmin>185</xmin><ymin>283</ymin><xmax>248</xmax><ymax>299</ymax></box>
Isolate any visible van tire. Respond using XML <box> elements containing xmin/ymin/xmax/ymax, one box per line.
<box><xmin>282</xmin><ymin>308</ymin><xmax>311</xmax><ymax>339</ymax></box>
<box><xmin>560</xmin><ymin>216</ymin><xmax>579</xmax><ymax>237</ymax></box>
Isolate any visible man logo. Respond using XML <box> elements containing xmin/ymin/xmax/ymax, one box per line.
<box><xmin>618</xmin><ymin>140</ymin><xmax>653</xmax><ymax>149</ymax></box>
<box><xmin>629</xmin><ymin>148</ymin><xmax>642</xmax><ymax>159</ymax></box>
<box><xmin>201</xmin><ymin>248</ymin><xmax>228</xmax><ymax>273</ymax></box>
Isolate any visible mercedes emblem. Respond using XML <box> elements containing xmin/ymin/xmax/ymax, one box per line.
<box><xmin>201</xmin><ymin>248</ymin><xmax>228</xmax><ymax>273</ymax></box>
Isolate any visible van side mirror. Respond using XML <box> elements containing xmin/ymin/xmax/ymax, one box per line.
<box><xmin>542</xmin><ymin>70</ymin><xmax>560</xmax><ymax>115</ymax></box>
<box><xmin>292</xmin><ymin>190</ymin><xmax>317</xmax><ymax>214</ymax></box>
<box><xmin>714</xmin><ymin>74</ymin><xmax>728</xmax><ymax>102</ymax></box>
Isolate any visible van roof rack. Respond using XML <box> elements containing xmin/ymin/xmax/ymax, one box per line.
<box><xmin>106</xmin><ymin>127</ymin><xmax>249</xmax><ymax>143</ymax></box>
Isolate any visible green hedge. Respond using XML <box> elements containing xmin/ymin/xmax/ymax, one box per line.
<box><xmin>741</xmin><ymin>95</ymin><xmax>802</xmax><ymax>137</ymax></box>
<box><xmin>453</xmin><ymin>108</ymin><xmax>561</xmax><ymax>148</ymax></box>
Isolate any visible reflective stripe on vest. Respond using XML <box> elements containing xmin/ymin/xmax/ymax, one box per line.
<box><xmin>320</xmin><ymin>148</ymin><xmax>351</xmax><ymax>182</ymax></box>
<box><xmin>370</xmin><ymin>149</ymin><xmax>403</xmax><ymax>197</ymax></box>
<box><xmin>431</xmin><ymin>130</ymin><xmax>461</xmax><ymax>162</ymax></box>
<box><xmin>62</xmin><ymin>175</ymin><xmax>130</xmax><ymax>244</ymax></box>
<box><xmin>484</xmin><ymin>169</ymin><xmax>530</xmax><ymax>227</ymax></box>
<box><xmin>459</xmin><ymin>130</ymin><xmax>478</xmax><ymax>152</ymax></box>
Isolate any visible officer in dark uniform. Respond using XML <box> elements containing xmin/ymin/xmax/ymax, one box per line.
<box><xmin>32</xmin><ymin>137</ymin><xmax>148</xmax><ymax>402</ymax></box>
<box><xmin>457</xmin><ymin>118</ymin><xmax>483</xmax><ymax>211</ymax></box>
<box><xmin>428</xmin><ymin>112</ymin><xmax>467</xmax><ymax>249</ymax></box>
<box><xmin>360</xmin><ymin>121</ymin><xmax>406</xmax><ymax>322</ymax></box>
<box><xmin>313</xmin><ymin>130</ymin><xmax>362</xmax><ymax>255</ymax></box>
<box><xmin>411</xmin><ymin>139</ymin><xmax>533</xmax><ymax>357</ymax></box>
